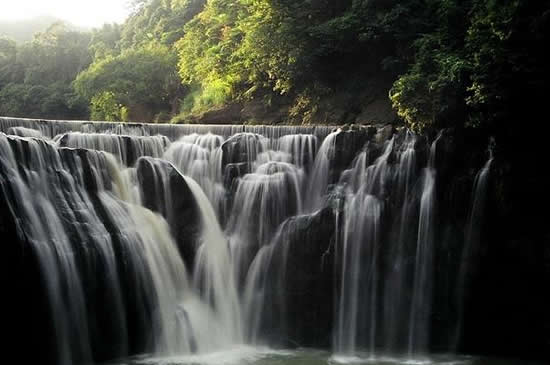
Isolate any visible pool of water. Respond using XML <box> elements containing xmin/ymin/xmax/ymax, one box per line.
<box><xmin>105</xmin><ymin>346</ymin><xmax>541</xmax><ymax>365</ymax></box>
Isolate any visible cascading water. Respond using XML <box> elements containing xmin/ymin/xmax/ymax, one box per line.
<box><xmin>453</xmin><ymin>148</ymin><xmax>493</xmax><ymax>348</ymax></box>
<box><xmin>163</xmin><ymin>133</ymin><xmax>226</xmax><ymax>217</ymax></box>
<box><xmin>185</xmin><ymin>175</ymin><xmax>244</xmax><ymax>351</ymax></box>
<box><xmin>0</xmin><ymin>131</ymin><xmax>244</xmax><ymax>363</ymax></box>
<box><xmin>57</xmin><ymin>132</ymin><xmax>169</xmax><ymax>165</ymax></box>
<box><xmin>333</xmin><ymin>139</ymin><xmax>390</xmax><ymax>356</ymax></box>
<box><xmin>407</xmin><ymin>136</ymin><xmax>438</xmax><ymax>358</ymax></box>
<box><xmin>331</xmin><ymin>133</ymin><xmax>443</xmax><ymax>359</ymax></box>
<box><xmin>383</xmin><ymin>133</ymin><xmax>419</xmax><ymax>353</ymax></box>
<box><xmin>305</xmin><ymin>130</ymin><xmax>339</xmax><ymax>212</ymax></box>
<box><xmin>0</xmin><ymin>135</ymin><xmax>94</xmax><ymax>365</ymax></box>
<box><xmin>335</xmin><ymin>193</ymin><xmax>383</xmax><ymax>355</ymax></box>
<box><xmin>276</xmin><ymin>133</ymin><xmax>318</xmax><ymax>170</ymax></box>
<box><xmin>0</xmin><ymin>117</ymin><xmax>500</xmax><ymax>365</ymax></box>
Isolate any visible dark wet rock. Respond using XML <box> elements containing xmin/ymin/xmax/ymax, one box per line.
<box><xmin>374</xmin><ymin>124</ymin><xmax>394</xmax><ymax>144</ymax></box>
<box><xmin>136</xmin><ymin>157</ymin><xmax>201</xmax><ymax>266</ymax></box>
<box><xmin>221</xmin><ymin>132</ymin><xmax>266</xmax><ymax>168</ymax></box>
<box><xmin>223</xmin><ymin>162</ymin><xmax>249</xmax><ymax>191</ymax></box>
<box><xmin>330</xmin><ymin>127</ymin><xmax>373</xmax><ymax>183</ymax></box>
<box><xmin>220</xmin><ymin>133</ymin><xmax>267</xmax><ymax>190</ymax></box>
<box><xmin>1</xmin><ymin>165</ymin><xmax>56</xmax><ymax>365</ymax></box>
<box><xmin>59</xmin><ymin>148</ymin><xmax>114</xmax><ymax>193</ymax></box>
<box><xmin>0</xmin><ymin>146</ymin><xmax>92</xmax><ymax>365</ymax></box>
<box><xmin>263</xmin><ymin>207</ymin><xmax>336</xmax><ymax>347</ymax></box>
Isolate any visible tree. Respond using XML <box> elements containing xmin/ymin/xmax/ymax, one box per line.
<box><xmin>74</xmin><ymin>44</ymin><xmax>182</xmax><ymax>122</ymax></box>
<box><xmin>175</xmin><ymin>0</ymin><xmax>247</xmax><ymax>111</ymax></box>
<box><xmin>0</xmin><ymin>24</ymin><xmax>91</xmax><ymax>119</ymax></box>
<box><xmin>16</xmin><ymin>22</ymin><xmax>92</xmax><ymax>85</ymax></box>
<box><xmin>90</xmin><ymin>91</ymin><xmax>125</xmax><ymax>121</ymax></box>
<box><xmin>89</xmin><ymin>23</ymin><xmax>123</xmax><ymax>60</ymax></box>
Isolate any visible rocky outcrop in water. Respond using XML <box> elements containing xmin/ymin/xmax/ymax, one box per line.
<box><xmin>220</xmin><ymin>133</ymin><xmax>266</xmax><ymax>185</ymax></box>
<box><xmin>279</xmin><ymin>207</ymin><xmax>337</xmax><ymax>347</ymax></box>
<box><xmin>136</xmin><ymin>157</ymin><xmax>201</xmax><ymax>266</ymax></box>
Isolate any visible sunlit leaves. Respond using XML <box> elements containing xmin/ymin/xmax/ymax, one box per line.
<box><xmin>74</xmin><ymin>44</ymin><xmax>180</xmax><ymax>121</ymax></box>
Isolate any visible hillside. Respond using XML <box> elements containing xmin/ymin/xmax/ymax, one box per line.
<box><xmin>0</xmin><ymin>0</ymin><xmax>549</xmax><ymax>137</ymax></box>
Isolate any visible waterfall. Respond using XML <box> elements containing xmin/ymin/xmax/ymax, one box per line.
<box><xmin>383</xmin><ymin>133</ymin><xmax>419</xmax><ymax>352</ymax></box>
<box><xmin>0</xmin><ymin>130</ymin><xmax>245</xmax><ymax>362</ymax></box>
<box><xmin>163</xmin><ymin>133</ymin><xmax>226</xmax><ymax>217</ymax></box>
<box><xmin>95</xmin><ymin>163</ymin><xmax>191</xmax><ymax>355</ymax></box>
<box><xmin>335</xmin><ymin>193</ymin><xmax>382</xmax><ymax>355</ymax></box>
<box><xmin>333</xmin><ymin>138</ymin><xmax>394</xmax><ymax>356</ymax></box>
<box><xmin>453</xmin><ymin>150</ymin><xmax>493</xmax><ymax>348</ymax></box>
<box><xmin>0</xmin><ymin>118</ymin><xmax>497</xmax><ymax>364</ymax></box>
<box><xmin>407</xmin><ymin>136</ymin><xmax>439</xmax><ymax>357</ymax></box>
<box><xmin>226</xmin><ymin>161</ymin><xmax>305</xmax><ymax>249</ymax></box>
<box><xmin>0</xmin><ymin>135</ymin><xmax>123</xmax><ymax>364</ymax></box>
<box><xmin>242</xmin><ymin>221</ymin><xmax>292</xmax><ymax>344</ymax></box>
<box><xmin>305</xmin><ymin>130</ymin><xmax>340</xmax><ymax>212</ymax></box>
<box><xmin>184</xmin><ymin>175</ymin><xmax>245</xmax><ymax>352</ymax></box>
<box><xmin>276</xmin><ymin>133</ymin><xmax>318</xmax><ymax>171</ymax></box>
<box><xmin>57</xmin><ymin>132</ymin><xmax>169</xmax><ymax>165</ymax></box>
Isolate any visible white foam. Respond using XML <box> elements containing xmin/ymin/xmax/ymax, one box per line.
<box><xmin>133</xmin><ymin>345</ymin><xmax>291</xmax><ymax>365</ymax></box>
<box><xmin>329</xmin><ymin>353</ymin><xmax>473</xmax><ymax>365</ymax></box>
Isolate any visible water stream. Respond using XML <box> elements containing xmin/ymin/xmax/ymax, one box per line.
<box><xmin>0</xmin><ymin>117</ymin><xmax>514</xmax><ymax>365</ymax></box>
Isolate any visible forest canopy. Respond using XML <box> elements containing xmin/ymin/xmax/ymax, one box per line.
<box><xmin>0</xmin><ymin>0</ymin><xmax>548</xmax><ymax>132</ymax></box>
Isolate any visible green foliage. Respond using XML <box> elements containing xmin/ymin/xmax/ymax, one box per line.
<box><xmin>236</xmin><ymin>0</ymin><xmax>307</xmax><ymax>95</ymax></box>
<box><xmin>288</xmin><ymin>84</ymin><xmax>331</xmax><ymax>125</ymax></box>
<box><xmin>73</xmin><ymin>0</ymin><xmax>205</xmax><ymax>122</ymax></box>
<box><xmin>390</xmin><ymin>0</ymin><xmax>550</xmax><ymax>131</ymax></box>
<box><xmin>464</xmin><ymin>0</ymin><xmax>524</xmax><ymax>122</ymax></box>
<box><xmin>0</xmin><ymin>81</ymin><xmax>88</xmax><ymax>119</ymax></box>
<box><xmin>390</xmin><ymin>34</ymin><xmax>471</xmax><ymax>131</ymax></box>
<box><xmin>176</xmin><ymin>0</ymin><xmax>247</xmax><ymax>110</ymax></box>
<box><xmin>89</xmin><ymin>23</ymin><xmax>123</xmax><ymax>60</ymax></box>
<box><xmin>175</xmin><ymin>0</ymin><xmax>311</xmax><ymax>113</ymax></box>
<box><xmin>74</xmin><ymin>44</ymin><xmax>181</xmax><ymax>122</ymax></box>
<box><xmin>0</xmin><ymin>0</ymin><xmax>547</xmax><ymax>130</ymax></box>
<box><xmin>121</xmin><ymin>0</ymin><xmax>206</xmax><ymax>49</ymax></box>
<box><xmin>18</xmin><ymin>22</ymin><xmax>92</xmax><ymax>85</ymax></box>
<box><xmin>0</xmin><ymin>83</ymin><xmax>27</xmax><ymax>117</ymax></box>
<box><xmin>90</xmin><ymin>91</ymin><xmax>124</xmax><ymax>121</ymax></box>
<box><xmin>0</xmin><ymin>24</ymin><xmax>91</xmax><ymax>119</ymax></box>
<box><xmin>0</xmin><ymin>37</ymin><xmax>16</xmax><ymax>65</ymax></box>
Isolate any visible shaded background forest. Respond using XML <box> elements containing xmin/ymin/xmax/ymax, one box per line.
<box><xmin>1</xmin><ymin>0</ymin><xmax>549</xmax><ymax>133</ymax></box>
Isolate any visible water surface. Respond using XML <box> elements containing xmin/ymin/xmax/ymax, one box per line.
<box><xmin>106</xmin><ymin>347</ymin><xmax>539</xmax><ymax>365</ymax></box>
